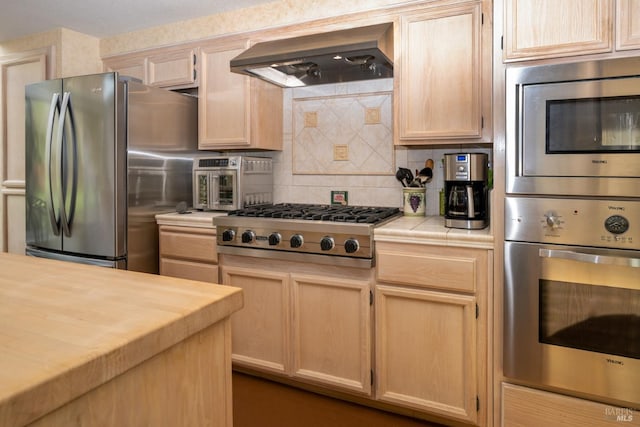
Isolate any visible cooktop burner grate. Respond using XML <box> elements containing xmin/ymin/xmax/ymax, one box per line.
<box><xmin>227</xmin><ymin>203</ymin><xmax>400</xmax><ymax>223</ymax></box>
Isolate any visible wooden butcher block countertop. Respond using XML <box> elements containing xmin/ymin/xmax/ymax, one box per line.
<box><xmin>0</xmin><ymin>253</ymin><xmax>243</xmax><ymax>427</ymax></box>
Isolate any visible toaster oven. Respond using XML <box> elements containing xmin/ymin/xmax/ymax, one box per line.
<box><xmin>192</xmin><ymin>156</ymin><xmax>273</xmax><ymax>211</ymax></box>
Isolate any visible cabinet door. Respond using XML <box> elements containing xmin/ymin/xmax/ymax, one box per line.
<box><xmin>1</xmin><ymin>51</ymin><xmax>48</xmax><ymax>253</ymax></box>
<box><xmin>147</xmin><ymin>48</ymin><xmax>197</xmax><ymax>88</ymax></box>
<box><xmin>103</xmin><ymin>54</ymin><xmax>147</xmax><ymax>82</ymax></box>
<box><xmin>398</xmin><ymin>3</ymin><xmax>482</xmax><ymax>141</ymax></box>
<box><xmin>376</xmin><ymin>285</ymin><xmax>478</xmax><ymax>424</ymax></box>
<box><xmin>291</xmin><ymin>274</ymin><xmax>372</xmax><ymax>395</ymax></box>
<box><xmin>199</xmin><ymin>41</ymin><xmax>250</xmax><ymax>148</ymax></box>
<box><xmin>221</xmin><ymin>265</ymin><xmax>290</xmax><ymax>374</ymax></box>
<box><xmin>617</xmin><ymin>0</ymin><xmax>640</xmax><ymax>50</ymax></box>
<box><xmin>504</xmin><ymin>0</ymin><xmax>613</xmax><ymax>61</ymax></box>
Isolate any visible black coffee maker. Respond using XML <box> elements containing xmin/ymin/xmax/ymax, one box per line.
<box><xmin>444</xmin><ymin>153</ymin><xmax>489</xmax><ymax>229</ymax></box>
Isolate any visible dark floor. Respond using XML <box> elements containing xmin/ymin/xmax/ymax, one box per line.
<box><xmin>232</xmin><ymin>372</ymin><xmax>445</xmax><ymax>427</ymax></box>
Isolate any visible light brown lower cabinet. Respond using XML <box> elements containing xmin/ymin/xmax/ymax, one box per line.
<box><xmin>375</xmin><ymin>284</ymin><xmax>478</xmax><ymax>424</ymax></box>
<box><xmin>375</xmin><ymin>241</ymin><xmax>491</xmax><ymax>426</ymax></box>
<box><xmin>502</xmin><ymin>383</ymin><xmax>639</xmax><ymax>426</ymax></box>
<box><xmin>220</xmin><ymin>239</ymin><xmax>492</xmax><ymax>426</ymax></box>
<box><xmin>158</xmin><ymin>225</ymin><xmax>219</xmax><ymax>283</ymax></box>
<box><xmin>220</xmin><ymin>255</ymin><xmax>373</xmax><ymax>396</ymax></box>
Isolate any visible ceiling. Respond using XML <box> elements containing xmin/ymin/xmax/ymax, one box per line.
<box><xmin>0</xmin><ymin>0</ymin><xmax>275</xmax><ymax>42</ymax></box>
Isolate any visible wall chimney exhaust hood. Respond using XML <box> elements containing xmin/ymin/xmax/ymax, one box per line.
<box><xmin>230</xmin><ymin>23</ymin><xmax>393</xmax><ymax>87</ymax></box>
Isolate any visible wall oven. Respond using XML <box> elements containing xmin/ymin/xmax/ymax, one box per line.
<box><xmin>504</xmin><ymin>197</ymin><xmax>640</xmax><ymax>407</ymax></box>
<box><xmin>506</xmin><ymin>57</ymin><xmax>640</xmax><ymax>198</ymax></box>
<box><xmin>504</xmin><ymin>57</ymin><xmax>640</xmax><ymax>409</ymax></box>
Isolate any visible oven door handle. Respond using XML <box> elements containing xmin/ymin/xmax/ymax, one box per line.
<box><xmin>539</xmin><ymin>248</ymin><xmax>640</xmax><ymax>268</ymax></box>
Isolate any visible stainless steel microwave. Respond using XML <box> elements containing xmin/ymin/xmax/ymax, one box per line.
<box><xmin>506</xmin><ymin>57</ymin><xmax>640</xmax><ymax>198</ymax></box>
<box><xmin>193</xmin><ymin>156</ymin><xmax>273</xmax><ymax>211</ymax></box>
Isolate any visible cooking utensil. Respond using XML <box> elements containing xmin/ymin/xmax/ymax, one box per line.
<box><xmin>396</xmin><ymin>167</ymin><xmax>415</xmax><ymax>187</ymax></box>
<box><xmin>395</xmin><ymin>168</ymin><xmax>407</xmax><ymax>187</ymax></box>
<box><xmin>414</xmin><ymin>158</ymin><xmax>434</xmax><ymax>185</ymax></box>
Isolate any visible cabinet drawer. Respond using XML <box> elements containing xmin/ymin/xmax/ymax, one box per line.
<box><xmin>160</xmin><ymin>259</ymin><xmax>219</xmax><ymax>283</ymax></box>
<box><xmin>159</xmin><ymin>226</ymin><xmax>217</xmax><ymax>263</ymax></box>
<box><xmin>502</xmin><ymin>383</ymin><xmax>635</xmax><ymax>426</ymax></box>
<box><xmin>376</xmin><ymin>242</ymin><xmax>486</xmax><ymax>293</ymax></box>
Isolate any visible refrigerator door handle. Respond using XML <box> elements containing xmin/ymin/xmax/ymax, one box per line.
<box><xmin>45</xmin><ymin>92</ymin><xmax>61</xmax><ymax>236</ymax></box>
<box><xmin>57</xmin><ymin>91</ymin><xmax>78</xmax><ymax>238</ymax></box>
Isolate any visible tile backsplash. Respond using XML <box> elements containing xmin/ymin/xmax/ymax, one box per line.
<box><xmin>242</xmin><ymin>78</ymin><xmax>492</xmax><ymax>216</ymax></box>
<box><xmin>292</xmin><ymin>91</ymin><xmax>393</xmax><ymax>175</ymax></box>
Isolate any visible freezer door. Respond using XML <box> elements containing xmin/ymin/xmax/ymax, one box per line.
<box><xmin>26</xmin><ymin>247</ymin><xmax>126</xmax><ymax>269</ymax></box>
<box><xmin>60</xmin><ymin>73</ymin><xmax>126</xmax><ymax>258</ymax></box>
<box><xmin>25</xmin><ymin>78</ymin><xmax>64</xmax><ymax>251</ymax></box>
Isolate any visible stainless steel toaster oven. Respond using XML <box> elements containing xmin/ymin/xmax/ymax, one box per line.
<box><xmin>193</xmin><ymin>156</ymin><xmax>273</xmax><ymax>211</ymax></box>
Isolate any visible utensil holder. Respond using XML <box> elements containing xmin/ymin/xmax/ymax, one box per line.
<box><xmin>403</xmin><ymin>188</ymin><xmax>426</xmax><ymax>216</ymax></box>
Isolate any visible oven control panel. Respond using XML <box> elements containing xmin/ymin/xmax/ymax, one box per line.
<box><xmin>505</xmin><ymin>197</ymin><xmax>639</xmax><ymax>250</ymax></box>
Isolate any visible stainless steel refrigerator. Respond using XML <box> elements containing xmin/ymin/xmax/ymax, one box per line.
<box><xmin>25</xmin><ymin>72</ymin><xmax>198</xmax><ymax>273</ymax></box>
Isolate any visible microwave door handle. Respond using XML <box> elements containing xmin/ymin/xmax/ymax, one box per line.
<box><xmin>539</xmin><ymin>248</ymin><xmax>640</xmax><ymax>268</ymax></box>
<box><xmin>466</xmin><ymin>185</ymin><xmax>475</xmax><ymax>218</ymax></box>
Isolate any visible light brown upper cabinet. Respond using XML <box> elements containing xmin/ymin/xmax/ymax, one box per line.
<box><xmin>198</xmin><ymin>38</ymin><xmax>282</xmax><ymax>150</ymax></box>
<box><xmin>617</xmin><ymin>0</ymin><xmax>640</xmax><ymax>50</ymax></box>
<box><xmin>103</xmin><ymin>54</ymin><xmax>146</xmax><ymax>83</ymax></box>
<box><xmin>147</xmin><ymin>47</ymin><xmax>197</xmax><ymax>88</ymax></box>
<box><xmin>503</xmin><ymin>0</ymin><xmax>614</xmax><ymax>61</ymax></box>
<box><xmin>397</xmin><ymin>2</ymin><xmax>489</xmax><ymax>144</ymax></box>
<box><xmin>103</xmin><ymin>45</ymin><xmax>197</xmax><ymax>89</ymax></box>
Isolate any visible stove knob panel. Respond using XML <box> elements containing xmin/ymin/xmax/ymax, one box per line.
<box><xmin>290</xmin><ymin>234</ymin><xmax>304</xmax><ymax>248</ymax></box>
<box><xmin>320</xmin><ymin>236</ymin><xmax>335</xmax><ymax>251</ymax></box>
<box><xmin>268</xmin><ymin>232</ymin><xmax>282</xmax><ymax>246</ymax></box>
<box><xmin>241</xmin><ymin>230</ymin><xmax>256</xmax><ymax>244</ymax></box>
<box><xmin>344</xmin><ymin>238</ymin><xmax>360</xmax><ymax>254</ymax></box>
<box><xmin>222</xmin><ymin>229</ymin><xmax>236</xmax><ymax>242</ymax></box>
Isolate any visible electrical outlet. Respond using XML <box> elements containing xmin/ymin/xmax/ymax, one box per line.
<box><xmin>331</xmin><ymin>191</ymin><xmax>348</xmax><ymax>205</ymax></box>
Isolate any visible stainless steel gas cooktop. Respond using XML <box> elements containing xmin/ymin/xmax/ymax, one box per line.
<box><xmin>214</xmin><ymin>203</ymin><xmax>401</xmax><ymax>267</ymax></box>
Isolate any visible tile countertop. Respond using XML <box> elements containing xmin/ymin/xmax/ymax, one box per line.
<box><xmin>155</xmin><ymin>212</ymin><xmax>494</xmax><ymax>249</ymax></box>
<box><xmin>155</xmin><ymin>210</ymin><xmax>228</xmax><ymax>228</ymax></box>
<box><xmin>375</xmin><ymin>215</ymin><xmax>494</xmax><ymax>249</ymax></box>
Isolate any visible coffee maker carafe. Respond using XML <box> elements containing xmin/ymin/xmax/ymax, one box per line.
<box><xmin>444</xmin><ymin>153</ymin><xmax>489</xmax><ymax>229</ymax></box>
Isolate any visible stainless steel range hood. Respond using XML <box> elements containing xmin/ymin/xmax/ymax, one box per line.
<box><xmin>230</xmin><ymin>23</ymin><xmax>393</xmax><ymax>87</ymax></box>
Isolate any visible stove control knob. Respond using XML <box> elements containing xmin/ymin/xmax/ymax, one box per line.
<box><xmin>222</xmin><ymin>229</ymin><xmax>235</xmax><ymax>242</ymax></box>
<box><xmin>320</xmin><ymin>236</ymin><xmax>335</xmax><ymax>251</ymax></box>
<box><xmin>544</xmin><ymin>212</ymin><xmax>561</xmax><ymax>229</ymax></box>
<box><xmin>344</xmin><ymin>238</ymin><xmax>360</xmax><ymax>254</ymax></box>
<box><xmin>241</xmin><ymin>230</ymin><xmax>256</xmax><ymax>244</ymax></box>
<box><xmin>268</xmin><ymin>232</ymin><xmax>282</xmax><ymax>246</ymax></box>
<box><xmin>290</xmin><ymin>234</ymin><xmax>304</xmax><ymax>249</ymax></box>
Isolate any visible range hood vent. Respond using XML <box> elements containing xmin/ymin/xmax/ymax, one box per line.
<box><xmin>230</xmin><ymin>23</ymin><xmax>393</xmax><ymax>87</ymax></box>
